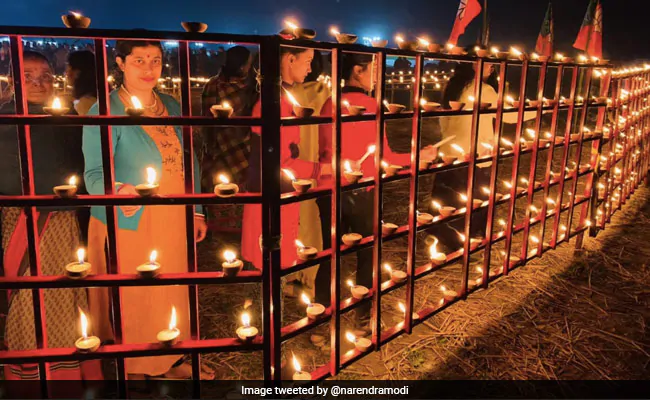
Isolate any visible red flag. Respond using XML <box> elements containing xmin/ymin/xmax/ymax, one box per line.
<box><xmin>535</xmin><ymin>3</ymin><xmax>554</xmax><ymax>57</ymax></box>
<box><xmin>573</xmin><ymin>0</ymin><xmax>603</xmax><ymax>58</ymax></box>
<box><xmin>448</xmin><ymin>0</ymin><xmax>482</xmax><ymax>46</ymax></box>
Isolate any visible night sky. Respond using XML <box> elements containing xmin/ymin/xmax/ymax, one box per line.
<box><xmin>1</xmin><ymin>0</ymin><xmax>648</xmax><ymax>62</ymax></box>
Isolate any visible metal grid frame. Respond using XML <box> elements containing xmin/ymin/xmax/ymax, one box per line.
<box><xmin>0</xmin><ymin>26</ymin><xmax>644</xmax><ymax>396</ymax></box>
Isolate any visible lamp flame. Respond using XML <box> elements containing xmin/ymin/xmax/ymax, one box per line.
<box><xmin>301</xmin><ymin>292</ymin><xmax>312</xmax><ymax>306</ymax></box>
<box><xmin>344</xmin><ymin>160</ymin><xmax>353</xmax><ymax>173</ymax></box>
<box><xmin>77</xmin><ymin>248</ymin><xmax>85</xmax><ymax>264</ymax></box>
<box><xmin>345</xmin><ymin>331</ymin><xmax>357</xmax><ymax>343</ymax></box>
<box><xmin>383</xmin><ymin>263</ymin><xmax>392</xmax><ymax>273</ymax></box>
<box><xmin>218</xmin><ymin>174</ymin><xmax>230</xmax><ymax>184</ymax></box>
<box><xmin>68</xmin><ymin>175</ymin><xmax>77</xmax><ymax>186</ymax></box>
<box><xmin>241</xmin><ymin>312</ymin><xmax>250</xmax><ymax>328</ymax></box>
<box><xmin>52</xmin><ymin>97</ymin><xmax>62</xmax><ymax>109</ymax></box>
<box><xmin>451</xmin><ymin>144</ymin><xmax>465</xmax><ymax>154</ymax></box>
<box><xmin>79</xmin><ymin>307</ymin><xmax>89</xmax><ymax>339</ymax></box>
<box><xmin>291</xmin><ymin>352</ymin><xmax>301</xmax><ymax>372</ymax></box>
<box><xmin>149</xmin><ymin>250</ymin><xmax>157</xmax><ymax>264</ymax></box>
<box><xmin>146</xmin><ymin>167</ymin><xmax>156</xmax><ymax>186</ymax></box>
<box><xmin>282</xmin><ymin>168</ymin><xmax>297</xmax><ymax>181</ymax></box>
<box><xmin>224</xmin><ymin>250</ymin><xmax>236</xmax><ymax>263</ymax></box>
<box><xmin>398</xmin><ymin>302</ymin><xmax>406</xmax><ymax>314</ymax></box>
<box><xmin>131</xmin><ymin>96</ymin><xmax>143</xmax><ymax>110</ymax></box>
<box><xmin>330</xmin><ymin>27</ymin><xmax>340</xmax><ymax>36</ymax></box>
<box><xmin>432</xmin><ymin>200</ymin><xmax>442</xmax><ymax>210</ymax></box>
<box><xmin>284</xmin><ymin>88</ymin><xmax>301</xmax><ymax>107</ymax></box>
<box><xmin>169</xmin><ymin>306</ymin><xmax>177</xmax><ymax>330</ymax></box>
<box><xmin>295</xmin><ymin>239</ymin><xmax>305</xmax><ymax>250</ymax></box>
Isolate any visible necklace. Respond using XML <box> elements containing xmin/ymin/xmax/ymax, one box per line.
<box><xmin>120</xmin><ymin>85</ymin><xmax>158</xmax><ymax>110</ymax></box>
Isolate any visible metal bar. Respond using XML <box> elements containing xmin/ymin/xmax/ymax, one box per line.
<box><xmin>502</xmin><ymin>59</ymin><xmax>529</xmax><ymax>274</ymax></box>
<box><xmin>481</xmin><ymin>60</ymin><xmax>508</xmax><ymax>287</ymax></box>
<box><xmin>0</xmin><ymin>115</ymin><xmax>263</xmax><ymax>126</ymax></box>
<box><xmin>0</xmin><ymin>193</ymin><xmax>262</xmax><ymax>207</ymax></box>
<box><xmin>404</xmin><ymin>53</ymin><xmax>424</xmax><ymax>332</ymax></box>
<box><xmin>329</xmin><ymin>47</ymin><xmax>343</xmax><ymax>376</ymax></box>
<box><xmin>178</xmin><ymin>40</ymin><xmax>201</xmax><ymax>394</ymax></box>
<box><xmin>520</xmin><ymin>60</ymin><xmax>548</xmax><ymax>259</ymax></box>
<box><xmin>259</xmin><ymin>36</ymin><xmax>282</xmax><ymax>381</ymax></box>
<box><xmin>550</xmin><ymin>66</ymin><xmax>580</xmax><ymax>247</ymax></box>
<box><xmin>371</xmin><ymin>51</ymin><xmax>387</xmax><ymax>349</ymax></box>
<box><xmin>567</xmin><ymin>67</ymin><xmax>594</xmax><ymax>236</ymax></box>
<box><xmin>460</xmin><ymin>58</ymin><xmax>485</xmax><ymax>296</ymax></box>
<box><xmin>537</xmin><ymin>64</ymin><xmax>564</xmax><ymax>253</ymax></box>
<box><xmin>9</xmin><ymin>33</ymin><xmax>50</xmax><ymax>393</ymax></box>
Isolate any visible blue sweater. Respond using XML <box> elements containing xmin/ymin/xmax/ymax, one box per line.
<box><xmin>83</xmin><ymin>90</ymin><xmax>203</xmax><ymax>230</ymax></box>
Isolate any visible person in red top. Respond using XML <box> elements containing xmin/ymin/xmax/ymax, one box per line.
<box><xmin>315</xmin><ymin>53</ymin><xmax>437</xmax><ymax>334</ymax></box>
<box><xmin>241</xmin><ymin>47</ymin><xmax>320</xmax><ymax>271</ymax></box>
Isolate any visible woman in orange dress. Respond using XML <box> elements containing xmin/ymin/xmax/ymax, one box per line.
<box><xmin>82</xmin><ymin>40</ymin><xmax>212</xmax><ymax>379</ymax></box>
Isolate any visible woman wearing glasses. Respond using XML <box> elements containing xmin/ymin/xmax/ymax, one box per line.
<box><xmin>0</xmin><ymin>51</ymin><xmax>100</xmax><ymax>381</ymax></box>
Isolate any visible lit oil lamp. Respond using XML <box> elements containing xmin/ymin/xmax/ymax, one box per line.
<box><xmin>214</xmin><ymin>173</ymin><xmax>239</xmax><ymax>197</ymax></box>
<box><xmin>343</xmin><ymin>160</ymin><xmax>363</xmax><ymax>184</ymax></box>
<box><xmin>500</xmin><ymin>138</ymin><xmax>515</xmax><ymax>152</ymax></box>
<box><xmin>342</xmin><ymin>232</ymin><xmax>363</xmax><ymax>246</ymax></box>
<box><xmin>459</xmin><ymin>192</ymin><xmax>482</xmax><ymax>209</ymax></box>
<box><xmin>65</xmin><ymin>248</ymin><xmax>91</xmax><ymax>279</ymax></box>
<box><xmin>510</xmin><ymin>46</ymin><xmax>526</xmax><ymax>61</ymax></box>
<box><xmin>236</xmin><ymin>311</ymin><xmax>259</xmax><ymax>342</ymax></box>
<box><xmin>347</xmin><ymin>279</ymin><xmax>369</xmax><ymax>300</ymax></box>
<box><xmin>491</xmin><ymin>46</ymin><xmax>508</xmax><ymax>59</ymax></box>
<box><xmin>420</xmin><ymin>97</ymin><xmax>442</xmax><ymax>112</ymax></box>
<box><xmin>330</xmin><ymin>27</ymin><xmax>358</xmax><ymax>44</ymax></box>
<box><xmin>284</xmin><ymin>88</ymin><xmax>314</xmax><ymax>118</ymax></box>
<box><xmin>500</xmin><ymin>250</ymin><xmax>520</xmax><ymax>264</ymax></box>
<box><xmin>342</xmin><ymin>99</ymin><xmax>366</xmax><ymax>116</ymax></box>
<box><xmin>210</xmin><ymin>101</ymin><xmax>234</xmax><ymax>118</ymax></box>
<box><xmin>475</xmin><ymin>46</ymin><xmax>489</xmax><ymax>57</ymax></box>
<box><xmin>301</xmin><ymin>292</ymin><xmax>325</xmax><ymax>319</ymax></box>
<box><xmin>282</xmin><ymin>168</ymin><xmax>312</xmax><ymax>193</ymax></box>
<box><xmin>395</xmin><ymin>35</ymin><xmax>418</xmax><ymax>51</ymax></box>
<box><xmin>43</xmin><ymin>97</ymin><xmax>69</xmax><ymax>116</ymax></box>
<box><xmin>157</xmin><ymin>306</ymin><xmax>180</xmax><ymax>346</ymax></box>
<box><xmin>135</xmin><ymin>167</ymin><xmax>159</xmax><ymax>196</ymax></box>
<box><xmin>75</xmin><ymin>308</ymin><xmax>100</xmax><ymax>352</ymax></box>
<box><xmin>382</xmin><ymin>220</ymin><xmax>398</xmax><ymax>235</ymax></box>
<box><xmin>398</xmin><ymin>302</ymin><xmax>419</xmax><ymax>320</ymax></box>
<box><xmin>440</xmin><ymin>285</ymin><xmax>458</xmax><ymax>302</ymax></box>
<box><xmin>125</xmin><ymin>95</ymin><xmax>145</xmax><ymax>116</ymax></box>
<box><xmin>62</xmin><ymin>11</ymin><xmax>91</xmax><ymax>29</ymax></box>
<box><xmin>346</xmin><ymin>331</ymin><xmax>372</xmax><ymax>351</ymax></box>
<box><xmin>429</xmin><ymin>237</ymin><xmax>446</xmax><ymax>265</ymax></box>
<box><xmin>295</xmin><ymin>239</ymin><xmax>318</xmax><ymax>260</ymax></box>
<box><xmin>497</xmin><ymin>218</ymin><xmax>508</xmax><ymax>235</ymax></box>
<box><xmin>384</xmin><ymin>263</ymin><xmax>407</xmax><ymax>283</ymax></box>
<box><xmin>451</xmin><ymin>143</ymin><xmax>469</xmax><ymax>162</ymax></box>
<box><xmin>371</xmin><ymin>38</ymin><xmax>388</xmax><ymax>47</ymax></box>
<box><xmin>432</xmin><ymin>200</ymin><xmax>456</xmax><ymax>217</ymax></box>
<box><xmin>222</xmin><ymin>250</ymin><xmax>243</xmax><ymax>277</ymax></box>
<box><xmin>416</xmin><ymin>210</ymin><xmax>434</xmax><ymax>224</ymax></box>
<box><xmin>383</xmin><ymin>99</ymin><xmax>405</xmax><ymax>114</ymax></box>
<box><xmin>53</xmin><ymin>175</ymin><xmax>78</xmax><ymax>198</ymax></box>
<box><xmin>468</xmin><ymin>95</ymin><xmax>491</xmax><ymax>110</ymax></box>
<box><xmin>481</xmin><ymin>186</ymin><xmax>503</xmax><ymax>201</ymax></box>
<box><xmin>419</xmin><ymin>37</ymin><xmax>441</xmax><ymax>53</ymax></box>
<box><xmin>445</xmin><ymin>42</ymin><xmax>465</xmax><ymax>55</ymax></box>
<box><xmin>281</xmin><ymin>19</ymin><xmax>316</xmax><ymax>40</ymax></box>
<box><xmin>543</xmin><ymin>97</ymin><xmax>558</xmax><ymax>107</ymax></box>
<box><xmin>292</xmin><ymin>352</ymin><xmax>311</xmax><ymax>380</ymax></box>
<box><xmin>381</xmin><ymin>160</ymin><xmax>402</xmax><ymax>177</ymax></box>
<box><xmin>136</xmin><ymin>250</ymin><xmax>161</xmax><ymax>278</ymax></box>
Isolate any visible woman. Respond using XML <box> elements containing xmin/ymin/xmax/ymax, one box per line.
<box><xmin>315</xmin><ymin>53</ymin><xmax>437</xmax><ymax>333</ymax></box>
<box><xmin>241</xmin><ymin>47</ymin><xmax>322</xmax><ymax>272</ymax></box>
<box><xmin>66</xmin><ymin>50</ymin><xmax>97</xmax><ymax>116</ymax></box>
<box><xmin>83</xmin><ymin>40</ymin><xmax>212</xmax><ymax>379</ymax></box>
<box><xmin>0</xmin><ymin>51</ymin><xmax>101</xmax><ymax>382</ymax></box>
<box><xmin>432</xmin><ymin>60</ymin><xmax>537</xmax><ymax>251</ymax></box>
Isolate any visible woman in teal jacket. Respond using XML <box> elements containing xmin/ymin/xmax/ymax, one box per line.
<box><xmin>83</xmin><ymin>40</ymin><xmax>212</xmax><ymax>380</ymax></box>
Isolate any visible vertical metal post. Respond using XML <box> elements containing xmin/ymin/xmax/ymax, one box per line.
<box><xmin>520</xmin><ymin>61</ymin><xmax>548</xmax><ymax>259</ymax></box>
<box><xmin>550</xmin><ymin>66</ymin><xmax>580</xmax><ymax>247</ymax></box>
<box><xmin>404</xmin><ymin>54</ymin><xmax>423</xmax><ymax>333</ymax></box>
<box><xmin>92</xmin><ymin>38</ymin><xmax>126</xmax><ymax>395</ymax></box>
<box><xmin>481</xmin><ymin>60</ymin><xmax>508</xmax><ymax>285</ymax></box>
<box><xmin>371</xmin><ymin>51</ymin><xmax>387</xmax><ymax>347</ymax></box>
<box><xmin>329</xmin><ymin>48</ymin><xmax>342</xmax><ymax>375</ymax></box>
<box><xmin>178</xmin><ymin>40</ymin><xmax>201</xmax><ymax>396</ymax></box>
<box><xmin>9</xmin><ymin>34</ymin><xmax>49</xmax><ymax>396</ymax></box>
<box><xmin>259</xmin><ymin>36</ymin><xmax>282</xmax><ymax>381</ymax></box>
<box><xmin>460</xmin><ymin>59</ymin><xmax>484</xmax><ymax>297</ymax></box>
<box><xmin>537</xmin><ymin>64</ymin><xmax>564</xmax><ymax>253</ymax></box>
<box><xmin>502</xmin><ymin>60</ymin><xmax>529</xmax><ymax>273</ymax></box>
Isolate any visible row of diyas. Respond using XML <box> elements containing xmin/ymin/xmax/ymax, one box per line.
<box><xmin>65</xmin><ymin>247</ymin><xmax>163</xmax><ymax>279</ymax></box>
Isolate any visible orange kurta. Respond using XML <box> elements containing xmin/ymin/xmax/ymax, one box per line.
<box><xmin>87</xmin><ymin>110</ymin><xmax>190</xmax><ymax>376</ymax></box>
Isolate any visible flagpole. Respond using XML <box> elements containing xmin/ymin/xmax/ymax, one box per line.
<box><xmin>482</xmin><ymin>0</ymin><xmax>489</xmax><ymax>46</ymax></box>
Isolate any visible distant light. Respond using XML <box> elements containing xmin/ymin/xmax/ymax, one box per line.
<box><xmin>194</xmin><ymin>43</ymin><xmax>204</xmax><ymax>48</ymax></box>
<box><xmin>164</xmin><ymin>41</ymin><xmax>179</xmax><ymax>47</ymax></box>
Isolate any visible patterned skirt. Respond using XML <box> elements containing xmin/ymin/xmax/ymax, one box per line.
<box><xmin>1</xmin><ymin>207</ymin><xmax>102</xmax><ymax>381</ymax></box>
